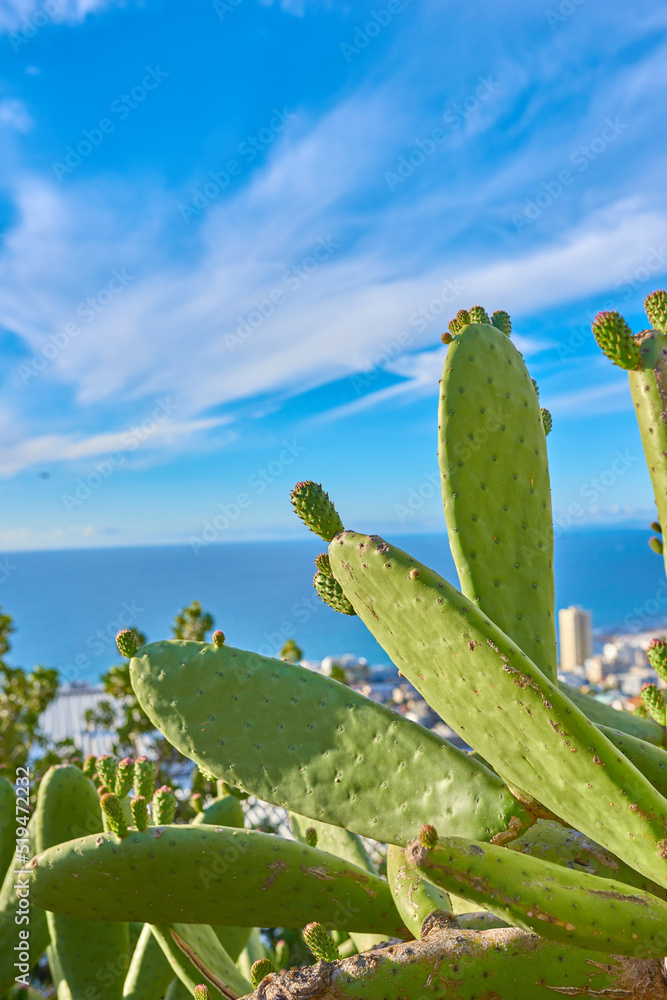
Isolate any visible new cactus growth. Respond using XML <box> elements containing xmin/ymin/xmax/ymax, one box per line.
<box><xmin>100</xmin><ymin>792</ymin><xmax>129</xmax><ymax>838</ymax></box>
<box><xmin>96</xmin><ymin>754</ymin><xmax>117</xmax><ymax>789</ymax></box>
<box><xmin>290</xmin><ymin>481</ymin><xmax>344</xmax><ymax>541</ymax></box>
<box><xmin>131</xmin><ymin>795</ymin><xmax>149</xmax><ymax>831</ymax></box>
<box><xmin>648</xmin><ymin>637</ymin><xmax>667</xmax><ymax>680</ymax></box>
<box><xmin>419</xmin><ymin>824</ymin><xmax>438</xmax><ymax>849</ymax></box>
<box><xmin>313</xmin><ymin>568</ymin><xmax>356</xmax><ymax>615</ymax></box>
<box><xmin>642</xmin><ymin>683</ymin><xmax>667</xmax><ymax>727</ymax></box>
<box><xmin>645</xmin><ymin>289</ymin><xmax>667</xmax><ymax>331</ymax></box>
<box><xmin>117</xmin><ymin>628</ymin><xmax>141</xmax><ymax>659</ymax></box>
<box><xmin>115</xmin><ymin>756</ymin><xmax>135</xmax><ymax>797</ymax></box>
<box><xmin>191</xmin><ymin>793</ymin><xmax>204</xmax><ymax>813</ymax></box>
<box><xmin>304</xmin><ymin>827</ymin><xmax>318</xmax><ymax>848</ymax></box>
<box><xmin>302</xmin><ymin>923</ymin><xmax>340</xmax><ymax>963</ymax></box>
<box><xmin>152</xmin><ymin>785</ymin><xmax>177</xmax><ymax>825</ymax></box>
<box><xmin>134</xmin><ymin>756</ymin><xmax>156</xmax><ymax>800</ymax></box>
<box><xmin>592</xmin><ymin>311</ymin><xmax>641</xmax><ymax>369</ymax></box>
<box><xmin>212</xmin><ymin>630</ymin><xmax>225</xmax><ymax>647</ymax></box>
<box><xmin>193</xmin><ymin>987</ymin><xmax>208</xmax><ymax>1000</ymax></box>
<box><xmin>250</xmin><ymin>960</ymin><xmax>275</xmax><ymax>989</ymax></box>
<box><xmin>541</xmin><ymin>407</ymin><xmax>552</xmax><ymax>435</ymax></box>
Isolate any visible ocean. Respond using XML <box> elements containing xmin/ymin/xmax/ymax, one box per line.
<box><xmin>3</xmin><ymin>528</ymin><xmax>666</xmax><ymax>685</ymax></box>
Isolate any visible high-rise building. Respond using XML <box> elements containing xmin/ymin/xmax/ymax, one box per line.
<box><xmin>558</xmin><ymin>606</ymin><xmax>592</xmax><ymax>673</ymax></box>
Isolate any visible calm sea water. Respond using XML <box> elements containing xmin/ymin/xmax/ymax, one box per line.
<box><xmin>2</xmin><ymin>529</ymin><xmax>665</xmax><ymax>684</ymax></box>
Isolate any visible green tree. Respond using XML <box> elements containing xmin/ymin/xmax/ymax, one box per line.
<box><xmin>172</xmin><ymin>601</ymin><xmax>214</xmax><ymax>641</ymax></box>
<box><xmin>280</xmin><ymin>638</ymin><xmax>303</xmax><ymax>663</ymax></box>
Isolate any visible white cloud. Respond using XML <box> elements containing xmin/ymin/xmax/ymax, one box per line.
<box><xmin>0</xmin><ymin>0</ymin><xmax>121</xmax><ymax>32</ymax></box>
<box><xmin>0</xmin><ymin>98</ymin><xmax>33</xmax><ymax>132</ymax></box>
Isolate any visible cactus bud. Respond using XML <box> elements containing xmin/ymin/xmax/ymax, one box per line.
<box><xmin>641</xmin><ymin>683</ymin><xmax>667</xmax><ymax>727</ymax></box>
<box><xmin>541</xmin><ymin>408</ymin><xmax>552</xmax><ymax>436</ymax></box>
<box><xmin>650</xmin><ymin>536</ymin><xmax>664</xmax><ymax>555</ymax></box>
<box><xmin>290</xmin><ymin>481</ymin><xmax>344</xmax><ymax>542</ymax></box>
<box><xmin>193</xmin><ymin>987</ymin><xmax>208</xmax><ymax>1000</ymax></box>
<box><xmin>212</xmin><ymin>630</ymin><xmax>225</xmax><ymax>647</ymax></box>
<box><xmin>275</xmin><ymin>940</ymin><xmax>289</xmax><ymax>971</ymax></box>
<box><xmin>491</xmin><ymin>310</ymin><xmax>511</xmax><ymax>336</ymax></box>
<box><xmin>304</xmin><ymin>827</ymin><xmax>318</xmax><ymax>848</ymax></box>
<box><xmin>532</xmin><ymin>378</ymin><xmax>540</xmax><ymax>398</ymax></box>
<box><xmin>647</xmin><ymin>639</ymin><xmax>667</xmax><ymax>684</ymax></box>
<box><xmin>651</xmin><ymin>521</ymin><xmax>662</xmax><ymax>534</ymax></box>
<box><xmin>302</xmin><ymin>922</ymin><xmax>340</xmax><ymax>963</ymax></box>
<box><xmin>96</xmin><ymin>755</ymin><xmax>117</xmax><ymax>790</ymax></box>
<box><xmin>116</xmin><ymin>628</ymin><xmax>140</xmax><ymax>659</ymax></box>
<box><xmin>134</xmin><ymin>756</ymin><xmax>156</xmax><ymax>800</ymax></box>
<box><xmin>314</xmin><ymin>552</ymin><xmax>332</xmax><ymax>576</ymax></box>
<box><xmin>468</xmin><ymin>305</ymin><xmax>490</xmax><ymax>325</ymax></box>
<box><xmin>82</xmin><ymin>755</ymin><xmax>97</xmax><ymax>780</ymax></box>
<box><xmin>114</xmin><ymin>757</ymin><xmax>134</xmax><ymax>798</ymax></box>
<box><xmin>440</xmin><ymin>331</ymin><xmax>453</xmax><ymax>344</ymax></box>
<box><xmin>190</xmin><ymin>792</ymin><xmax>204</xmax><ymax>813</ymax></box>
<box><xmin>131</xmin><ymin>795</ymin><xmax>149</xmax><ymax>831</ymax></box>
<box><xmin>313</xmin><ymin>570</ymin><xmax>356</xmax><ymax>616</ymax></box>
<box><xmin>97</xmin><ymin>784</ymin><xmax>110</xmax><ymax>797</ymax></box>
<box><xmin>645</xmin><ymin>289</ymin><xmax>667</xmax><ymax>332</ymax></box>
<box><xmin>100</xmin><ymin>793</ymin><xmax>128</xmax><ymax>838</ymax></box>
<box><xmin>448</xmin><ymin>308</ymin><xmax>470</xmax><ymax>336</ymax></box>
<box><xmin>250</xmin><ymin>959</ymin><xmax>275</xmax><ymax>988</ymax></box>
<box><xmin>152</xmin><ymin>785</ymin><xmax>177</xmax><ymax>825</ymax></box>
<box><xmin>419</xmin><ymin>823</ymin><xmax>439</xmax><ymax>849</ymax></box>
<box><xmin>592</xmin><ymin>311</ymin><xmax>641</xmax><ymax>370</ymax></box>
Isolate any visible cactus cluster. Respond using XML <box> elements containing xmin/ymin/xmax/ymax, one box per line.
<box><xmin>10</xmin><ymin>294</ymin><xmax>667</xmax><ymax>998</ymax></box>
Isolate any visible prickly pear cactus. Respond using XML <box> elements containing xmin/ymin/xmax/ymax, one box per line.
<box><xmin>26</xmin><ymin>298</ymin><xmax>667</xmax><ymax>999</ymax></box>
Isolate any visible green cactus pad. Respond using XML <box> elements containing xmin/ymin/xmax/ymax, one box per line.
<box><xmin>123</xmin><ymin>923</ymin><xmax>174</xmax><ymax>1000</ymax></box>
<box><xmin>152</xmin><ymin>786</ymin><xmax>177</xmax><ymax>825</ymax></box>
<box><xmin>328</xmin><ymin>530</ymin><xmax>667</xmax><ymax>885</ymax></box>
<box><xmin>642</xmin><ymin>684</ymin><xmax>667</xmax><ymax>727</ymax></box>
<box><xmin>100</xmin><ymin>792</ymin><xmax>129</xmax><ymax>838</ymax></box>
<box><xmin>628</xmin><ymin>328</ymin><xmax>667</xmax><ymax>577</ymax></box>
<box><xmin>28</xmin><ymin>825</ymin><xmax>405</xmax><ymax>936</ymax></box>
<box><xmin>406</xmin><ymin>833</ymin><xmax>667</xmax><ymax>958</ymax></box>
<box><xmin>150</xmin><ymin>924</ymin><xmax>250</xmax><ymax>1000</ymax></box>
<box><xmin>387</xmin><ymin>844</ymin><xmax>451</xmax><ymax>938</ymax></box>
<box><xmin>191</xmin><ymin>794</ymin><xmax>245</xmax><ymax>829</ymax></box>
<box><xmin>592</xmin><ymin>311</ymin><xmax>641</xmax><ymax>370</ymax></box>
<box><xmin>115</xmin><ymin>757</ymin><xmax>135</xmax><ymax>798</ymax></box>
<box><xmin>0</xmin><ymin>818</ymin><xmax>49</xmax><ymax>994</ymax></box>
<box><xmin>439</xmin><ymin>320</ymin><xmax>557</xmax><ymax>680</ymax></box>
<box><xmin>134</xmin><ymin>757</ymin><xmax>156</xmax><ymax>801</ymax></box>
<box><xmin>561</xmin><ymin>682</ymin><xmax>665</xmax><ymax>744</ymax></box>
<box><xmin>491</xmin><ymin>310</ymin><xmax>511</xmax><ymax>336</ymax></box>
<box><xmin>290</xmin><ymin>481</ymin><xmax>344</xmax><ymax>542</ymax></box>
<box><xmin>290</xmin><ymin>813</ymin><xmax>387</xmax><ymax>954</ymax></box>
<box><xmin>33</xmin><ymin>765</ymin><xmax>130</xmax><ymax>1000</ymax></box>
<box><xmin>117</xmin><ymin>629</ymin><xmax>141</xmax><ymax>659</ymax></box>
<box><xmin>241</xmin><ymin>925</ymin><xmax>667</xmax><ymax>999</ymax></box>
<box><xmin>509</xmin><ymin>818</ymin><xmax>667</xmax><ymax>900</ymax></box>
<box><xmin>303</xmin><ymin>922</ymin><xmax>340</xmax><ymax>962</ymax></box>
<box><xmin>313</xmin><ymin>570</ymin><xmax>357</xmax><ymax>615</ymax></box>
<box><xmin>0</xmin><ymin>776</ymin><xmax>15</xmax><ymax>884</ymax></box>
<box><xmin>541</xmin><ymin>407</ymin><xmax>552</xmax><ymax>435</ymax></box>
<box><xmin>599</xmin><ymin>726</ymin><xmax>667</xmax><ymax>800</ymax></box>
<box><xmin>645</xmin><ymin>289</ymin><xmax>667</xmax><ymax>332</ymax></box>
<box><xmin>129</xmin><ymin>639</ymin><xmax>534</xmax><ymax>847</ymax></box>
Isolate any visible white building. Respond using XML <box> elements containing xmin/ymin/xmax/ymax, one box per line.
<box><xmin>558</xmin><ymin>606</ymin><xmax>592</xmax><ymax>673</ymax></box>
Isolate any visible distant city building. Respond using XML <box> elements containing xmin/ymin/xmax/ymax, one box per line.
<box><xmin>558</xmin><ymin>606</ymin><xmax>592</xmax><ymax>673</ymax></box>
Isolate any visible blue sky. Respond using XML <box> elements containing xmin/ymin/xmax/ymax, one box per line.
<box><xmin>0</xmin><ymin>0</ymin><xmax>666</xmax><ymax>550</ymax></box>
